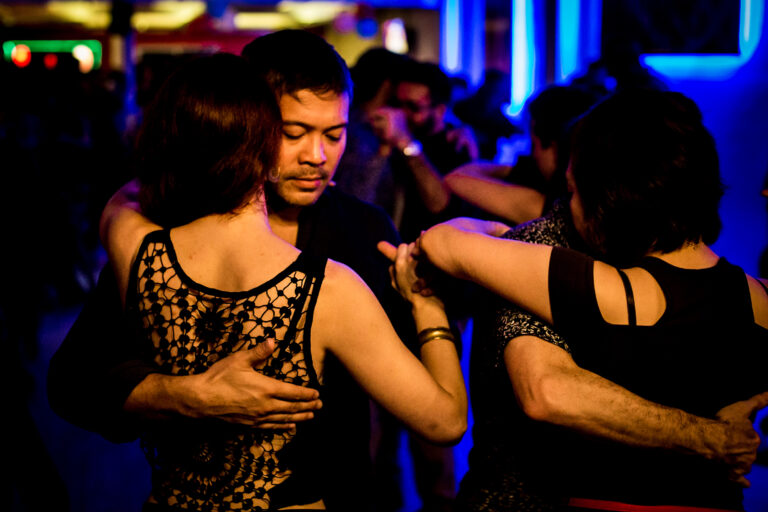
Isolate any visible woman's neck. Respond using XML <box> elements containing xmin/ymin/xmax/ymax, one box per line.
<box><xmin>647</xmin><ymin>240</ymin><xmax>719</xmax><ymax>269</ymax></box>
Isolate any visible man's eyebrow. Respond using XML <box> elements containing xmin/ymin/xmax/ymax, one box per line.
<box><xmin>282</xmin><ymin>121</ymin><xmax>348</xmax><ymax>132</ymax></box>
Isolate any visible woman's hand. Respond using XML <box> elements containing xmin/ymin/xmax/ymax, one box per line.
<box><xmin>377</xmin><ymin>242</ymin><xmax>442</xmax><ymax>304</ymax></box>
<box><xmin>415</xmin><ymin>218</ymin><xmax>511</xmax><ymax>280</ymax></box>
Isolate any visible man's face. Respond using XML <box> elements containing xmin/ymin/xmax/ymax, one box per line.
<box><xmin>395</xmin><ymin>81</ymin><xmax>441</xmax><ymax>137</ymax></box>
<box><xmin>271</xmin><ymin>89</ymin><xmax>349</xmax><ymax>208</ymax></box>
<box><xmin>530</xmin><ymin>123</ymin><xmax>557</xmax><ymax>182</ymax></box>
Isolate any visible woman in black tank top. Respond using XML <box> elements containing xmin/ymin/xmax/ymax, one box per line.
<box><xmin>413</xmin><ymin>89</ymin><xmax>768</xmax><ymax>511</ymax></box>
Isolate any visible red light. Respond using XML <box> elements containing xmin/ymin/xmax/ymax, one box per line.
<box><xmin>44</xmin><ymin>53</ymin><xmax>58</xmax><ymax>69</ymax></box>
<box><xmin>11</xmin><ymin>44</ymin><xmax>32</xmax><ymax>68</ymax></box>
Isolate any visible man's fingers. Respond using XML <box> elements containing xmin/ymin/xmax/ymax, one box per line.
<box><xmin>728</xmin><ymin>464</ymin><xmax>753</xmax><ymax>488</ymax></box>
<box><xmin>245</xmin><ymin>339</ymin><xmax>277</xmax><ymax>365</ymax></box>
<box><xmin>744</xmin><ymin>391</ymin><xmax>768</xmax><ymax>414</ymax></box>
<box><xmin>720</xmin><ymin>391</ymin><xmax>768</xmax><ymax>422</ymax></box>
<box><xmin>377</xmin><ymin>240</ymin><xmax>398</xmax><ymax>262</ymax></box>
<box><xmin>270</xmin><ymin>380</ymin><xmax>322</xmax><ymax>403</ymax></box>
<box><xmin>257</xmin><ymin>411</ymin><xmax>316</xmax><ymax>424</ymax></box>
<box><xmin>258</xmin><ymin>423</ymin><xmax>298</xmax><ymax>431</ymax></box>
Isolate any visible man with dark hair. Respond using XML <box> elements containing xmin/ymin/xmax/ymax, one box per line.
<box><xmin>48</xmin><ymin>30</ymin><xmax>412</xmax><ymax>511</ymax></box>
<box><xmin>370</xmin><ymin>58</ymin><xmax>476</xmax><ymax>243</ymax></box>
<box><xmin>445</xmin><ymin>84</ymin><xmax>601</xmax><ymax>227</ymax></box>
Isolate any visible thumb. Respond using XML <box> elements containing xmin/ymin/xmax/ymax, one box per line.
<box><xmin>744</xmin><ymin>391</ymin><xmax>768</xmax><ymax>416</ymax></box>
<box><xmin>377</xmin><ymin>241</ymin><xmax>398</xmax><ymax>262</ymax></box>
<box><xmin>244</xmin><ymin>338</ymin><xmax>277</xmax><ymax>366</ymax></box>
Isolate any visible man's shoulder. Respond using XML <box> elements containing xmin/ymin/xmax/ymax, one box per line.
<box><xmin>306</xmin><ymin>187</ymin><xmax>401</xmax><ymax>248</ymax></box>
<box><xmin>318</xmin><ymin>187</ymin><xmax>397</xmax><ymax>229</ymax></box>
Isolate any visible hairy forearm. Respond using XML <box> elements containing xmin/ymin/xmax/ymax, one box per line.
<box><xmin>524</xmin><ymin>363</ymin><xmax>729</xmax><ymax>458</ymax></box>
<box><xmin>123</xmin><ymin>373</ymin><xmax>194</xmax><ymax>420</ymax></box>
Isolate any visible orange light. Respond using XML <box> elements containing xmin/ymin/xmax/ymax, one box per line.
<box><xmin>44</xmin><ymin>53</ymin><xmax>58</xmax><ymax>69</ymax></box>
<box><xmin>72</xmin><ymin>44</ymin><xmax>94</xmax><ymax>73</ymax></box>
<box><xmin>11</xmin><ymin>44</ymin><xmax>32</xmax><ymax>68</ymax></box>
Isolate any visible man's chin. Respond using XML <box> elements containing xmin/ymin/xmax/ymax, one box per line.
<box><xmin>272</xmin><ymin>187</ymin><xmax>326</xmax><ymax>209</ymax></box>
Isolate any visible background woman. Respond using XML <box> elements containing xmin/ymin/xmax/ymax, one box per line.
<box><xmin>414</xmin><ymin>89</ymin><xmax>768</xmax><ymax>511</ymax></box>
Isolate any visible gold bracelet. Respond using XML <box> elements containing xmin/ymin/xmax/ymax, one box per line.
<box><xmin>417</xmin><ymin>327</ymin><xmax>456</xmax><ymax>348</ymax></box>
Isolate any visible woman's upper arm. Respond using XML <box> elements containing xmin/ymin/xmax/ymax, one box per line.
<box><xmin>312</xmin><ymin>262</ymin><xmax>461</xmax><ymax>437</ymax></box>
<box><xmin>421</xmin><ymin>225</ymin><xmax>554</xmax><ymax>322</ymax></box>
<box><xmin>101</xmin><ymin>182</ymin><xmax>159</xmax><ymax>305</ymax></box>
<box><xmin>747</xmin><ymin>275</ymin><xmax>768</xmax><ymax>329</ymax></box>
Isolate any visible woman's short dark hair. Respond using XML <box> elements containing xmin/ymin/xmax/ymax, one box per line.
<box><xmin>135</xmin><ymin>53</ymin><xmax>281</xmax><ymax>227</ymax></box>
<box><xmin>569</xmin><ymin>88</ymin><xmax>724</xmax><ymax>265</ymax></box>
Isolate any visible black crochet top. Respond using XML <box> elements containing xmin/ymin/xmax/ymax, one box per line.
<box><xmin>127</xmin><ymin>230</ymin><xmax>326</xmax><ymax>511</ymax></box>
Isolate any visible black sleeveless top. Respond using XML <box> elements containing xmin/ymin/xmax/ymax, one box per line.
<box><xmin>549</xmin><ymin>248</ymin><xmax>768</xmax><ymax>509</ymax></box>
<box><xmin>127</xmin><ymin>230</ymin><xmax>327</xmax><ymax>511</ymax></box>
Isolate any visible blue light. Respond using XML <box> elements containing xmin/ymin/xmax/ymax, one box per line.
<box><xmin>441</xmin><ymin>0</ymin><xmax>461</xmax><ymax>73</ymax></box>
<box><xmin>642</xmin><ymin>0</ymin><xmax>764</xmax><ymax>80</ymax></box>
<box><xmin>507</xmin><ymin>0</ymin><xmax>536</xmax><ymax>118</ymax></box>
<box><xmin>556</xmin><ymin>0</ymin><xmax>580</xmax><ymax>82</ymax></box>
<box><xmin>357</xmin><ymin>18</ymin><xmax>379</xmax><ymax>39</ymax></box>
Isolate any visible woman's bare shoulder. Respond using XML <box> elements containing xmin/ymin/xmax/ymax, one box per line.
<box><xmin>746</xmin><ymin>275</ymin><xmax>768</xmax><ymax>328</ymax></box>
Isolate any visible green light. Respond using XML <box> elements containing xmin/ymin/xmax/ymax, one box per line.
<box><xmin>2</xmin><ymin>40</ymin><xmax>102</xmax><ymax>69</ymax></box>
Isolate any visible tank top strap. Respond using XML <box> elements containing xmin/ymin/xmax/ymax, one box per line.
<box><xmin>617</xmin><ymin>269</ymin><xmax>637</xmax><ymax>327</ymax></box>
<box><xmin>294</xmin><ymin>250</ymin><xmax>328</xmax><ymax>278</ymax></box>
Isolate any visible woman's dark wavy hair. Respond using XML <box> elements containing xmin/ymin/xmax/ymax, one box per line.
<box><xmin>135</xmin><ymin>53</ymin><xmax>281</xmax><ymax>227</ymax></box>
<box><xmin>569</xmin><ymin>88</ymin><xmax>724</xmax><ymax>266</ymax></box>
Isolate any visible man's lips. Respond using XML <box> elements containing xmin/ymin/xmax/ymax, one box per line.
<box><xmin>287</xmin><ymin>176</ymin><xmax>327</xmax><ymax>189</ymax></box>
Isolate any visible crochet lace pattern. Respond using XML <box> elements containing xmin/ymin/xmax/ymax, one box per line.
<box><xmin>130</xmin><ymin>230</ymin><xmax>321</xmax><ymax>510</ymax></box>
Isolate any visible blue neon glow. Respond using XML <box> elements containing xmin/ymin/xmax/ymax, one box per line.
<box><xmin>441</xmin><ymin>0</ymin><xmax>462</xmax><ymax>73</ymax></box>
<box><xmin>642</xmin><ymin>0</ymin><xmax>764</xmax><ymax>80</ymax></box>
<box><xmin>557</xmin><ymin>0</ymin><xmax>580</xmax><ymax>82</ymax></box>
<box><xmin>507</xmin><ymin>0</ymin><xmax>535</xmax><ymax>117</ymax></box>
<box><xmin>583</xmin><ymin>0</ymin><xmax>602</xmax><ymax>64</ymax></box>
<box><xmin>467</xmin><ymin>0</ymin><xmax>485</xmax><ymax>86</ymax></box>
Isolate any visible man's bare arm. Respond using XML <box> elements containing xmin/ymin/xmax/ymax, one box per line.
<box><xmin>506</xmin><ymin>335</ymin><xmax>767</xmax><ymax>486</ymax></box>
<box><xmin>444</xmin><ymin>169</ymin><xmax>546</xmax><ymax>225</ymax></box>
<box><xmin>371</xmin><ymin>106</ymin><xmax>452</xmax><ymax>214</ymax></box>
<box><xmin>125</xmin><ymin>340</ymin><xmax>322</xmax><ymax>429</ymax></box>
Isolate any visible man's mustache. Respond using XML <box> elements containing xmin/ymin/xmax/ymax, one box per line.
<box><xmin>281</xmin><ymin>168</ymin><xmax>331</xmax><ymax>180</ymax></box>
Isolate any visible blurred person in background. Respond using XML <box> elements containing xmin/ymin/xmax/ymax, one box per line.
<box><xmin>445</xmin><ymin>84</ymin><xmax>601</xmax><ymax>227</ymax></box>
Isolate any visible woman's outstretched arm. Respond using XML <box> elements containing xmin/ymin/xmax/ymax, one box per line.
<box><xmin>312</xmin><ymin>243</ymin><xmax>467</xmax><ymax>444</ymax></box>
<box><xmin>99</xmin><ymin>179</ymin><xmax>159</xmax><ymax>305</ymax></box>
<box><xmin>418</xmin><ymin>217</ymin><xmax>555</xmax><ymax>323</ymax></box>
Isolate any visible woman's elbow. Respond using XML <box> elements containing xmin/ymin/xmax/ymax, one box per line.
<box><xmin>422</xmin><ymin>411</ymin><xmax>467</xmax><ymax>445</ymax></box>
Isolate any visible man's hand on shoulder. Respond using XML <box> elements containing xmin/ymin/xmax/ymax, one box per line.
<box><xmin>124</xmin><ymin>339</ymin><xmax>322</xmax><ymax>429</ymax></box>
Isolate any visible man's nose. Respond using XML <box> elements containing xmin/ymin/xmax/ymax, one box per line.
<box><xmin>300</xmin><ymin>135</ymin><xmax>327</xmax><ymax>166</ymax></box>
